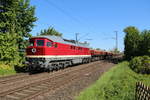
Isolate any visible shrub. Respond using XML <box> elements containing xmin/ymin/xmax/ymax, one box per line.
<box><xmin>0</xmin><ymin>62</ymin><xmax>16</xmax><ymax>76</ymax></box>
<box><xmin>129</xmin><ymin>56</ymin><xmax>150</xmax><ymax>74</ymax></box>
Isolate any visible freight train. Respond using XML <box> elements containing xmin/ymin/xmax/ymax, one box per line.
<box><xmin>26</xmin><ymin>35</ymin><xmax>114</xmax><ymax>72</ymax></box>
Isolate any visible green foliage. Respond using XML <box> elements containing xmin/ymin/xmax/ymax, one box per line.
<box><xmin>124</xmin><ymin>26</ymin><xmax>140</xmax><ymax>60</ymax></box>
<box><xmin>0</xmin><ymin>62</ymin><xmax>16</xmax><ymax>76</ymax></box>
<box><xmin>139</xmin><ymin>30</ymin><xmax>150</xmax><ymax>56</ymax></box>
<box><xmin>129</xmin><ymin>56</ymin><xmax>150</xmax><ymax>74</ymax></box>
<box><xmin>39</xmin><ymin>27</ymin><xmax>62</xmax><ymax>36</ymax></box>
<box><xmin>16</xmin><ymin>0</ymin><xmax>37</xmax><ymax>50</ymax></box>
<box><xmin>0</xmin><ymin>0</ymin><xmax>36</xmax><ymax>66</ymax></box>
<box><xmin>76</xmin><ymin>62</ymin><xmax>150</xmax><ymax>100</ymax></box>
<box><xmin>0</xmin><ymin>33</ymin><xmax>21</xmax><ymax>66</ymax></box>
<box><xmin>96</xmin><ymin>48</ymin><xmax>101</xmax><ymax>50</ymax></box>
<box><xmin>0</xmin><ymin>0</ymin><xmax>18</xmax><ymax>33</ymax></box>
<box><xmin>124</xmin><ymin>26</ymin><xmax>150</xmax><ymax>60</ymax></box>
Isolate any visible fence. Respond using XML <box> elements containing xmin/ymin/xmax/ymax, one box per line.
<box><xmin>135</xmin><ymin>82</ymin><xmax>150</xmax><ymax>100</ymax></box>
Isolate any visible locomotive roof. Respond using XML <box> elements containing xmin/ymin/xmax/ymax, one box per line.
<box><xmin>32</xmin><ymin>35</ymin><xmax>89</xmax><ymax>48</ymax></box>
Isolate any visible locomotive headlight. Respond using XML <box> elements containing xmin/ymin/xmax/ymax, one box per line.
<box><xmin>31</xmin><ymin>48</ymin><xmax>36</xmax><ymax>53</ymax></box>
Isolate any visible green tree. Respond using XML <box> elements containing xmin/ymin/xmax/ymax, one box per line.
<box><xmin>96</xmin><ymin>48</ymin><xmax>101</xmax><ymax>50</ymax></box>
<box><xmin>124</xmin><ymin>26</ymin><xmax>141</xmax><ymax>60</ymax></box>
<box><xmin>139</xmin><ymin>30</ymin><xmax>150</xmax><ymax>56</ymax></box>
<box><xmin>0</xmin><ymin>0</ymin><xmax>36</xmax><ymax>65</ymax></box>
<box><xmin>0</xmin><ymin>0</ymin><xmax>20</xmax><ymax>65</ymax></box>
<box><xmin>0</xmin><ymin>33</ymin><xmax>21</xmax><ymax>66</ymax></box>
<box><xmin>16</xmin><ymin>0</ymin><xmax>37</xmax><ymax>50</ymax></box>
<box><xmin>0</xmin><ymin>0</ymin><xmax>36</xmax><ymax>49</ymax></box>
<box><xmin>0</xmin><ymin>0</ymin><xmax>18</xmax><ymax>33</ymax></box>
<box><xmin>16</xmin><ymin>0</ymin><xmax>37</xmax><ymax>62</ymax></box>
<box><xmin>39</xmin><ymin>27</ymin><xmax>62</xmax><ymax>36</ymax></box>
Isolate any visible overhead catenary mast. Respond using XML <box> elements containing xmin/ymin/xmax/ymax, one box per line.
<box><xmin>75</xmin><ymin>33</ymin><xmax>79</xmax><ymax>45</ymax></box>
<box><xmin>114</xmin><ymin>31</ymin><xmax>118</xmax><ymax>51</ymax></box>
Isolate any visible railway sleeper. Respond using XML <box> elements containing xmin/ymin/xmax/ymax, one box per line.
<box><xmin>6</xmin><ymin>95</ymin><xmax>20</xmax><ymax>100</ymax></box>
<box><xmin>14</xmin><ymin>92</ymin><xmax>28</xmax><ymax>97</ymax></box>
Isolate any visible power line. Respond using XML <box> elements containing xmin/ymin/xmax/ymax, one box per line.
<box><xmin>44</xmin><ymin>0</ymin><xmax>96</xmax><ymax>38</ymax></box>
<box><xmin>102</xmin><ymin>31</ymin><xmax>119</xmax><ymax>50</ymax></box>
<box><xmin>78</xmin><ymin>33</ymin><xmax>90</xmax><ymax>41</ymax></box>
<box><xmin>45</xmin><ymin>0</ymin><xmax>82</xmax><ymax>24</ymax></box>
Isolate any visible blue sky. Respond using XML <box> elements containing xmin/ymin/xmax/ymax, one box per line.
<box><xmin>30</xmin><ymin>0</ymin><xmax>150</xmax><ymax>51</ymax></box>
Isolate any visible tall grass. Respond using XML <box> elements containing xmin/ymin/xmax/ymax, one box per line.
<box><xmin>0</xmin><ymin>62</ymin><xmax>16</xmax><ymax>77</ymax></box>
<box><xmin>76</xmin><ymin>62</ymin><xmax>150</xmax><ymax>100</ymax></box>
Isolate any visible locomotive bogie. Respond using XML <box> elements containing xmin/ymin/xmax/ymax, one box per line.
<box><xmin>26</xmin><ymin>55</ymin><xmax>91</xmax><ymax>72</ymax></box>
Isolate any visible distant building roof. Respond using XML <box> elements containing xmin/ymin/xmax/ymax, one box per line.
<box><xmin>32</xmin><ymin>35</ymin><xmax>89</xmax><ymax>48</ymax></box>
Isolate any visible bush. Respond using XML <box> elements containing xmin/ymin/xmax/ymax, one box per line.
<box><xmin>0</xmin><ymin>62</ymin><xmax>16</xmax><ymax>76</ymax></box>
<box><xmin>129</xmin><ymin>56</ymin><xmax>150</xmax><ymax>74</ymax></box>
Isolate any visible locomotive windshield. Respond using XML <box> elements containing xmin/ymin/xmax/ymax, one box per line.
<box><xmin>36</xmin><ymin>40</ymin><xmax>44</xmax><ymax>46</ymax></box>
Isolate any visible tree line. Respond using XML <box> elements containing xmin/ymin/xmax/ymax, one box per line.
<box><xmin>124</xmin><ymin>26</ymin><xmax>150</xmax><ymax>74</ymax></box>
<box><xmin>124</xmin><ymin>26</ymin><xmax>150</xmax><ymax>60</ymax></box>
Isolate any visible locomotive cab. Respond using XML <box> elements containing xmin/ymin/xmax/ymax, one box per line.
<box><xmin>26</xmin><ymin>38</ymin><xmax>54</xmax><ymax>72</ymax></box>
<box><xmin>26</xmin><ymin>38</ymin><xmax>53</xmax><ymax>55</ymax></box>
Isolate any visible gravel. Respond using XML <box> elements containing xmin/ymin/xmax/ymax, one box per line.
<box><xmin>32</xmin><ymin>61</ymin><xmax>115</xmax><ymax>100</ymax></box>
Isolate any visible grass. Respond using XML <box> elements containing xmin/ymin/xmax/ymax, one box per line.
<box><xmin>76</xmin><ymin>62</ymin><xmax>150</xmax><ymax>100</ymax></box>
<box><xmin>0</xmin><ymin>63</ymin><xmax>16</xmax><ymax>77</ymax></box>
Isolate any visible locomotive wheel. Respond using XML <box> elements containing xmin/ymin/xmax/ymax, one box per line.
<box><xmin>60</xmin><ymin>63</ymin><xmax>64</xmax><ymax>69</ymax></box>
<box><xmin>28</xmin><ymin>65</ymin><xmax>35</xmax><ymax>74</ymax></box>
<box><xmin>47</xmin><ymin>65</ymin><xmax>53</xmax><ymax>72</ymax></box>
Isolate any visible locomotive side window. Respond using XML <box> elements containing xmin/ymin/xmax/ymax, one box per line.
<box><xmin>54</xmin><ymin>43</ymin><xmax>57</xmax><ymax>48</ymax></box>
<box><xmin>47</xmin><ymin>42</ymin><xmax>52</xmax><ymax>47</ymax></box>
<box><xmin>36</xmin><ymin>40</ymin><xmax>44</xmax><ymax>46</ymax></box>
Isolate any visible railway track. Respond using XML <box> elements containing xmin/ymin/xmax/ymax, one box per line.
<box><xmin>0</xmin><ymin>73</ymin><xmax>29</xmax><ymax>84</ymax></box>
<box><xmin>0</xmin><ymin>72</ymin><xmax>57</xmax><ymax>85</ymax></box>
<box><xmin>0</xmin><ymin>61</ymin><xmax>105</xmax><ymax>100</ymax></box>
<box><xmin>0</xmin><ymin>63</ymin><xmax>96</xmax><ymax>90</ymax></box>
<box><xmin>0</xmin><ymin>62</ymin><xmax>97</xmax><ymax>85</ymax></box>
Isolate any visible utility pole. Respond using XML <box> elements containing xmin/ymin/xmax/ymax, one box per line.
<box><xmin>75</xmin><ymin>33</ymin><xmax>79</xmax><ymax>44</ymax></box>
<box><xmin>114</xmin><ymin>31</ymin><xmax>118</xmax><ymax>51</ymax></box>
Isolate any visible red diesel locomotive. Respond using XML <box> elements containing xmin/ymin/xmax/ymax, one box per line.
<box><xmin>26</xmin><ymin>35</ymin><xmax>91</xmax><ymax>71</ymax></box>
<box><xmin>26</xmin><ymin>35</ymin><xmax>113</xmax><ymax>72</ymax></box>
